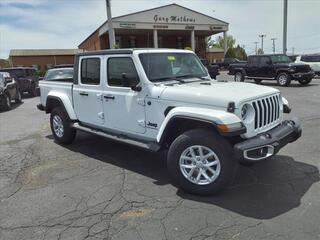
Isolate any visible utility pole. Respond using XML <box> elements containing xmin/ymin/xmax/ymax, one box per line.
<box><xmin>259</xmin><ymin>34</ymin><xmax>266</xmax><ymax>54</ymax></box>
<box><xmin>106</xmin><ymin>0</ymin><xmax>115</xmax><ymax>49</ymax></box>
<box><xmin>254</xmin><ymin>41</ymin><xmax>259</xmax><ymax>54</ymax></box>
<box><xmin>271</xmin><ymin>38</ymin><xmax>277</xmax><ymax>53</ymax></box>
<box><xmin>283</xmin><ymin>0</ymin><xmax>288</xmax><ymax>54</ymax></box>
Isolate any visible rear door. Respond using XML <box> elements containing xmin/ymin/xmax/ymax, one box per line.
<box><xmin>246</xmin><ymin>56</ymin><xmax>259</xmax><ymax>77</ymax></box>
<box><xmin>73</xmin><ymin>57</ymin><xmax>104</xmax><ymax>126</ymax></box>
<box><xmin>258</xmin><ymin>56</ymin><xmax>274</xmax><ymax>78</ymax></box>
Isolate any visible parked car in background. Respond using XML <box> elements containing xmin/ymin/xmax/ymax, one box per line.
<box><xmin>44</xmin><ymin>68</ymin><xmax>74</xmax><ymax>82</ymax></box>
<box><xmin>228</xmin><ymin>54</ymin><xmax>314</xmax><ymax>86</ymax></box>
<box><xmin>217</xmin><ymin>58</ymin><xmax>246</xmax><ymax>70</ymax></box>
<box><xmin>200</xmin><ymin>59</ymin><xmax>219</xmax><ymax>79</ymax></box>
<box><xmin>0</xmin><ymin>67</ymin><xmax>39</xmax><ymax>96</ymax></box>
<box><xmin>0</xmin><ymin>72</ymin><xmax>22</xmax><ymax>110</ymax></box>
<box><xmin>295</xmin><ymin>54</ymin><xmax>320</xmax><ymax>76</ymax></box>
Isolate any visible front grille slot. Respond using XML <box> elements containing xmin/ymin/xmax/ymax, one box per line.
<box><xmin>252</xmin><ymin>94</ymin><xmax>281</xmax><ymax>130</ymax></box>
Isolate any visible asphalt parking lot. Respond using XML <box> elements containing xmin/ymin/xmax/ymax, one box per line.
<box><xmin>0</xmin><ymin>75</ymin><xmax>320</xmax><ymax>240</ymax></box>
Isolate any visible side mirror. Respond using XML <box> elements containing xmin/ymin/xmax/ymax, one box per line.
<box><xmin>131</xmin><ymin>85</ymin><xmax>142</xmax><ymax>92</ymax></box>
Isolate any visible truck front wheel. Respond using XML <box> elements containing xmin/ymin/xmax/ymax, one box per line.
<box><xmin>50</xmin><ymin>107</ymin><xmax>76</xmax><ymax>144</ymax></box>
<box><xmin>167</xmin><ymin>129</ymin><xmax>237</xmax><ymax>195</ymax></box>
<box><xmin>234</xmin><ymin>72</ymin><xmax>244</xmax><ymax>82</ymax></box>
<box><xmin>298</xmin><ymin>78</ymin><xmax>312</xmax><ymax>85</ymax></box>
<box><xmin>276</xmin><ymin>72</ymin><xmax>291</xmax><ymax>86</ymax></box>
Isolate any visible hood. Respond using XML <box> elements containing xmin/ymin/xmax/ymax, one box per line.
<box><xmin>159</xmin><ymin>81</ymin><xmax>279</xmax><ymax>108</ymax></box>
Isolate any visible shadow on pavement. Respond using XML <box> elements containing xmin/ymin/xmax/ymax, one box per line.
<box><xmin>54</xmin><ymin>131</ymin><xmax>319</xmax><ymax>220</ymax></box>
<box><xmin>0</xmin><ymin>101</ymin><xmax>23</xmax><ymax>113</ymax></box>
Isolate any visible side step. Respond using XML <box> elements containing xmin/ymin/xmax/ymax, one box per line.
<box><xmin>71</xmin><ymin>122</ymin><xmax>161</xmax><ymax>152</ymax></box>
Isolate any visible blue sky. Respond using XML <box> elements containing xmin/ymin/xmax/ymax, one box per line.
<box><xmin>0</xmin><ymin>0</ymin><xmax>319</xmax><ymax>58</ymax></box>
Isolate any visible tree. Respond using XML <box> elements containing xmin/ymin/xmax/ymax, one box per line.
<box><xmin>257</xmin><ymin>48</ymin><xmax>264</xmax><ymax>55</ymax></box>
<box><xmin>207</xmin><ymin>35</ymin><xmax>236</xmax><ymax>49</ymax></box>
<box><xmin>225</xmin><ymin>45</ymin><xmax>247</xmax><ymax>60</ymax></box>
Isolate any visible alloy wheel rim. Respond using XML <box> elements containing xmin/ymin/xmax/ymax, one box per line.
<box><xmin>279</xmin><ymin>75</ymin><xmax>287</xmax><ymax>85</ymax></box>
<box><xmin>53</xmin><ymin>115</ymin><xmax>64</xmax><ymax>138</ymax></box>
<box><xmin>179</xmin><ymin>145</ymin><xmax>221</xmax><ymax>185</ymax></box>
<box><xmin>235</xmin><ymin>73</ymin><xmax>242</xmax><ymax>82</ymax></box>
<box><xmin>6</xmin><ymin>95</ymin><xmax>10</xmax><ymax>107</ymax></box>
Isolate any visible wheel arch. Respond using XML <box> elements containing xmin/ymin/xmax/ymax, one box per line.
<box><xmin>46</xmin><ymin>94</ymin><xmax>77</xmax><ymax>120</ymax></box>
<box><xmin>157</xmin><ymin>107</ymin><xmax>244</xmax><ymax>148</ymax></box>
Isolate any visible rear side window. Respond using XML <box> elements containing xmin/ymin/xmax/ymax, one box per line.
<box><xmin>81</xmin><ymin>58</ymin><xmax>100</xmax><ymax>85</ymax></box>
<box><xmin>248</xmin><ymin>56</ymin><xmax>259</xmax><ymax>65</ymax></box>
<box><xmin>260</xmin><ymin>56</ymin><xmax>270</xmax><ymax>65</ymax></box>
<box><xmin>301</xmin><ymin>55</ymin><xmax>320</xmax><ymax>62</ymax></box>
<box><xmin>107</xmin><ymin>58</ymin><xmax>139</xmax><ymax>87</ymax></box>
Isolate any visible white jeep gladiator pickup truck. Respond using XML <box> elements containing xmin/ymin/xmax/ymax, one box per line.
<box><xmin>38</xmin><ymin>49</ymin><xmax>301</xmax><ymax>195</ymax></box>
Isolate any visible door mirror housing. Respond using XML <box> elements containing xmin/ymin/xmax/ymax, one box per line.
<box><xmin>131</xmin><ymin>85</ymin><xmax>142</xmax><ymax>92</ymax></box>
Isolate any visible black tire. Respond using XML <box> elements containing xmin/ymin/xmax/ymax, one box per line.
<box><xmin>29</xmin><ymin>83</ymin><xmax>37</xmax><ymax>97</ymax></box>
<box><xmin>50</xmin><ymin>107</ymin><xmax>76</xmax><ymax>144</ymax></box>
<box><xmin>167</xmin><ymin>129</ymin><xmax>238</xmax><ymax>195</ymax></box>
<box><xmin>276</xmin><ymin>72</ymin><xmax>291</xmax><ymax>86</ymax></box>
<box><xmin>298</xmin><ymin>78</ymin><xmax>312</xmax><ymax>85</ymax></box>
<box><xmin>254</xmin><ymin>79</ymin><xmax>263</xmax><ymax>84</ymax></box>
<box><xmin>3</xmin><ymin>93</ymin><xmax>12</xmax><ymax>110</ymax></box>
<box><xmin>234</xmin><ymin>71</ymin><xmax>244</xmax><ymax>82</ymax></box>
<box><xmin>15</xmin><ymin>90</ymin><xmax>22</xmax><ymax>103</ymax></box>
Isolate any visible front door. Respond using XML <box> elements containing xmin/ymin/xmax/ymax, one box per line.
<box><xmin>73</xmin><ymin>57</ymin><xmax>104</xmax><ymax>126</ymax></box>
<box><xmin>102</xmin><ymin>56</ymin><xmax>146</xmax><ymax>134</ymax></box>
<box><xmin>246</xmin><ymin>56</ymin><xmax>259</xmax><ymax>77</ymax></box>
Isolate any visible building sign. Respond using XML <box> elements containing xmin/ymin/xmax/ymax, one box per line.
<box><xmin>154</xmin><ymin>14</ymin><xmax>195</xmax><ymax>23</ymax></box>
<box><xmin>210</xmin><ymin>26</ymin><xmax>223</xmax><ymax>30</ymax></box>
<box><xmin>153</xmin><ymin>25</ymin><xmax>168</xmax><ymax>29</ymax></box>
<box><xmin>119</xmin><ymin>23</ymin><xmax>136</xmax><ymax>29</ymax></box>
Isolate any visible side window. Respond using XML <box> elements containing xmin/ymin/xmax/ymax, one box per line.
<box><xmin>81</xmin><ymin>58</ymin><xmax>100</xmax><ymax>85</ymax></box>
<box><xmin>107</xmin><ymin>58</ymin><xmax>139</xmax><ymax>87</ymax></box>
<box><xmin>248</xmin><ymin>57</ymin><xmax>259</xmax><ymax>65</ymax></box>
<box><xmin>260</xmin><ymin>57</ymin><xmax>270</xmax><ymax>65</ymax></box>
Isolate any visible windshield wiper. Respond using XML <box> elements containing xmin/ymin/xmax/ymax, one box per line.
<box><xmin>175</xmin><ymin>74</ymin><xmax>208</xmax><ymax>81</ymax></box>
<box><xmin>152</xmin><ymin>77</ymin><xmax>185</xmax><ymax>83</ymax></box>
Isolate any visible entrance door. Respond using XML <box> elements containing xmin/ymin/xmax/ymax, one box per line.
<box><xmin>102</xmin><ymin>56</ymin><xmax>146</xmax><ymax>134</ymax></box>
<box><xmin>73</xmin><ymin>57</ymin><xmax>104</xmax><ymax>126</ymax></box>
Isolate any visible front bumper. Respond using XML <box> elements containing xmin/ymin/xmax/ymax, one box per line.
<box><xmin>291</xmin><ymin>71</ymin><xmax>314</xmax><ymax>80</ymax></box>
<box><xmin>234</xmin><ymin>118</ymin><xmax>301</xmax><ymax>161</ymax></box>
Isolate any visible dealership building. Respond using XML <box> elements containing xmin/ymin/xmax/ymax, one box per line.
<box><xmin>79</xmin><ymin>4</ymin><xmax>229</xmax><ymax>59</ymax></box>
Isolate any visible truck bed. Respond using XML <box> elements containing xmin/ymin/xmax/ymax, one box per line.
<box><xmin>39</xmin><ymin>80</ymin><xmax>73</xmax><ymax>107</ymax></box>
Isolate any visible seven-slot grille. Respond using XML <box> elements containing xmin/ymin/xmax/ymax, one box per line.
<box><xmin>252</xmin><ymin>94</ymin><xmax>281</xmax><ymax>130</ymax></box>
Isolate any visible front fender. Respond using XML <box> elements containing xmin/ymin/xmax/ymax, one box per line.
<box><xmin>46</xmin><ymin>91</ymin><xmax>77</xmax><ymax>120</ymax></box>
<box><xmin>156</xmin><ymin>107</ymin><xmax>242</xmax><ymax>142</ymax></box>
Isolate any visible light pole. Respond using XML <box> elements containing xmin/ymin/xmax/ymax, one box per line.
<box><xmin>106</xmin><ymin>0</ymin><xmax>115</xmax><ymax>49</ymax></box>
<box><xmin>254</xmin><ymin>41</ymin><xmax>259</xmax><ymax>55</ymax></box>
<box><xmin>259</xmin><ymin>34</ymin><xmax>266</xmax><ymax>54</ymax></box>
<box><xmin>271</xmin><ymin>38</ymin><xmax>277</xmax><ymax>53</ymax></box>
<box><xmin>283</xmin><ymin>0</ymin><xmax>288</xmax><ymax>54</ymax></box>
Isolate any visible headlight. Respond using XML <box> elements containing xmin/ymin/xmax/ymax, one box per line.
<box><xmin>241</xmin><ymin>104</ymin><xmax>248</xmax><ymax>120</ymax></box>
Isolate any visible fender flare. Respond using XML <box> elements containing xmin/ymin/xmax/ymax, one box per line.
<box><xmin>156</xmin><ymin>107</ymin><xmax>243</xmax><ymax>143</ymax></box>
<box><xmin>46</xmin><ymin>91</ymin><xmax>77</xmax><ymax>120</ymax></box>
<box><xmin>234</xmin><ymin>68</ymin><xmax>246</xmax><ymax>76</ymax></box>
<box><xmin>275</xmin><ymin>68</ymin><xmax>290</xmax><ymax>75</ymax></box>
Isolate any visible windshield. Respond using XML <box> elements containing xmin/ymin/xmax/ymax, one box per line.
<box><xmin>139</xmin><ymin>53</ymin><xmax>207</xmax><ymax>82</ymax></box>
<box><xmin>270</xmin><ymin>55</ymin><xmax>292</xmax><ymax>63</ymax></box>
<box><xmin>44</xmin><ymin>68</ymin><xmax>74</xmax><ymax>81</ymax></box>
<box><xmin>0</xmin><ymin>69</ymin><xmax>24</xmax><ymax>77</ymax></box>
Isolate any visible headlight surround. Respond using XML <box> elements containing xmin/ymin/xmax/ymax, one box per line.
<box><xmin>240</xmin><ymin>103</ymin><xmax>255</xmax><ymax>123</ymax></box>
<box><xmin>281</xmin><ymin>96</ymin><xmax>289</xmax><ymax>106</ymax></box>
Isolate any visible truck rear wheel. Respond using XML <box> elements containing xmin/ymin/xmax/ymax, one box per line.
<box><xmin>50</xmin><ymin>107</ymin><xmax>76</xmax><ymax>144</ymax></box>
<box><xmin>29</xmin><ymin>83</ymin><xmax>37</xmax><ymax>97</ymax></box>
<box><xmin>234</xmin><ymin>72</ymin><xmax>244</xmax><ymax>82</ymax></box>
<box><xmin>276</xmin><ymin>72</ymin><xmax>291</xmax><ymax>86</ymax></box>
<box><xmin>3</xmin><ymin>93</ymin><xmax>12</xmax><ymax>111</ymax></box>
<box><xmin>298</xmin><ymin>78</ymin><xmax>312</xmax><ymax>85</ymax></box>
<box><xmin>167</xmin><ymin>129</ymin><xmax>237</xmax><ymax>195</ymax></box>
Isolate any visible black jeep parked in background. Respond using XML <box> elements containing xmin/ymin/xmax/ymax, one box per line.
<box><xmin>228</xmin><ymin>54</ymin><xmax>314</xmax><ymax>86</ymax></box>
<box><xmin>0</xmin><ymin>67</ymin><xmax>39</xmax><ymax>96</ymax></box>
<box><xmin>200</xmin><ymin>59</ymin><xmax>219</xmax><ymax>79</ymax></box>
<box><xmin>0</xmin><ymin>72</ymin><xmax>22</xmax><ymax>111</ymax></box>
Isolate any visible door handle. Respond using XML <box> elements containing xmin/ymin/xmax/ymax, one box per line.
<box><xmin>79</xmin><ymin>92</ymin><xmax>88</xmax><ymax>96</ymax></box>
<box><xmin>104</xmin><ymin>95</ymin><xmax>115</xmax><ymax>100</ymax></box>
